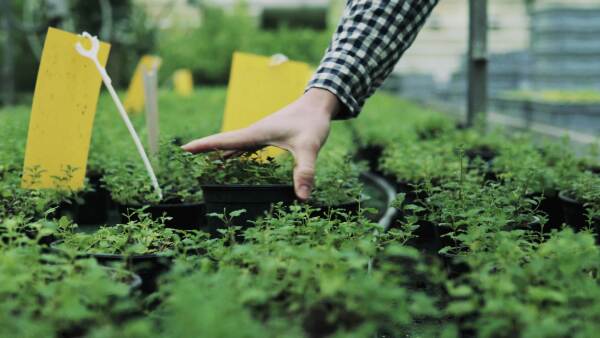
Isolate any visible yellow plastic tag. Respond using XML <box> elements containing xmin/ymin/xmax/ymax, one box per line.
<box><xmin>222</xmin><ymin>52</ymin><xmax>313</xmax><ymax>157</ymax></box>
<box><xmin>124</xmin><ymin>55</ymin><xmax>162</xmax><ymax>113</ymax></box>
<box><xmin>173</xmin><ymin>69</ymin><xmax>194</xmax><ymax>96</ymax></box>
<box><xmin>22</xmin><ymin>27</ymin><xmax>111</xmax><ymax>190</ymax></box>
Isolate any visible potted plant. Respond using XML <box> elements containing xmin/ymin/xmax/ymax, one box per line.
<box><xmin>559</xmin><ymin>172</ymin><xmax>600</xmax><ymax>230</ymax></box>
<box><xmin>415</xmin><ymin>115</ymin><xmax>455</xmax><ymax>140</ymax></box>
<box><xmin>355</xmin><ymin>143</ymin><xmax>384</xmax><ymax>173</ymax></box>
<box><xmin>2</xmin><ymin>165</ymin><xmax>76</xmax><ymax>224</ymax></box>
<box><xmin>453</xmin><ymin>128</ymin><xmax>504</xmax><ymax>167</ymax></box>
<box><xmin>445</xmin><ymin>228</ymin><xmax>600</xmax><ymax>337</ymax></box>
<box><xmin>492</xmin><ymin>137</ymin><xmax>570</xmax><ymax>229</ymax></box>
<box><xmin>0</xmin><ymin>245</ymin><xmax>141</xmax><ymax>337</ymax></box>
<box><xmin>69</xmin><ymin>170</ymin><xmax>113</xmax><ymax>225</ymax></box>
<box><xmin>0</xmin><ymin>217</ymin><xmax>59</xmax><ymax>247</ymax></box>
<box><xmin>52</xmin><ymin>213</ymin><xmax>206</xmax><ymax>293</ymax></box>
<box><xmin>199</xmin><ymin>151</ymin><xmax>295</xmax><ymax>232</ymax></box>
<box><xmin>309</xmin><ymin>151</ymin><xmax>366</xmax><ymax>218</ymax></box>
<box><xmin>176</xmin><ymin>205</ymin><xmax>443</xmax><ymax>338</ymax></box>
<box><xmin>423</xmin><ymin>170</ymin><xmax>543</xmax><ymax>276</ymax></box>
<box><xmin>379</xmin><ymin>137</ymin><xmax>459</xmax><ymax>200</ymax></box>
<box><xmin>103</xmin><ymin>142</ymin><xmax>206</xmax><ymax>230</ymax></box>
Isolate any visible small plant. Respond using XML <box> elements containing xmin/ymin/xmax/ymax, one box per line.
<box><xmin>103</xmin><ymin>141</ymin><xmax>205</xmax><ymax>205</ymax></box>
<box><xmin>415</xmin><ymin>115</ymin><xmax>455</xmax><ymax>140</ymax></box>
<box><xmin>0</xmin><ymin>244</ymin><xmax>139</xmax><ymax>337</ymax></box>
<box><xmin>56</xmin><ymin>212</ymin><xmax>206</xmax><ymax>256</ymax></box>
<box><xmin>493</xmin><ymin>136</ymin><xmax>559</xmax><ymax>194</ymax></box>
<box><xmin>379</xmin><ymin>137</ymin><xmax>460</xmax><ymax>184</ymax></box>
<box><xmin>424</xmin><ymin>169</ymin><xmax>544</xmax><ymax>259</ymax></box>
<box><xmin>565</xmin><ymin>172</ymin><xmax>600</xmax><ymax>224</ymax></box>
<box><xmin>197</xmin><ymin>151</ymin><xmax>291</xmax><ymax>185</ymax></box>
<box><xmin>166</xmin><ymin>204</ymin><xmax>444</xmax><ymax>338</ymax></box>
<box><xmin>0</xmin><ymin>217</ymin><xmax>60</xmax><ymax>248</ymax></box>
<box><xmin>445</xmin><ymin>229</ymin><xmax>600</xmax><ymax>336</ymax></box>
<box><xmin>311</xmin><ymin>151</ymin><xmax>365</xmax><ymax>206</ymax></box>
<box><xmin>0</xmin><ymin>166</ymin><xmax>78</xmax><ymax>222</ymax></box>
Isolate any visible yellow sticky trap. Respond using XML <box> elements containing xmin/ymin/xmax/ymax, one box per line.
<box><xmin>173</xmin><ymin>69</ymin><xmax>194</xmax><ymax>96</ymax></box>
<box><xmin>124</xmin><ymin>55</ymin><xmax>162</xmax><ymax>113</ymax></box>
<box><xmin>22</xmin><ymin>27</ymin><xmax>110</xmax><ymax>190</ymax></box>
<box><xmin>222</xmin><ymin>52</ymin><xmax>313</xmax><ymax>158</ymax></box>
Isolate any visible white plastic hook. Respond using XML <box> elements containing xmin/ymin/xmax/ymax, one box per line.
<box><xmin>269</xmin><ymin>53</ymin><xmax>289</xmax><ymax>67</ymax></box>
<box><xmin>75</xmin><ymin>32</ymin><xmax>111</xmax><ymax>85</ymax></box>
<box><xmin>75</xmin><ymin>32</ymin><xmax>163</xmax><ymax>201</ymax></box>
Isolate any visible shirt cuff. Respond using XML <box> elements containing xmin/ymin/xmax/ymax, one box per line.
<box><xmin>306</xmin><ymin>59</ymin><xmax>364</xmax><ymax>120</ymax></box>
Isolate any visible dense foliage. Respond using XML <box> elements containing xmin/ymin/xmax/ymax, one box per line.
<box><xmin>158</xmin><ymin>3</ymin><xmax>331</xmax><ymax>84</ymax></box>
<box><xmin>1</xmin><ymin>87</ymin><xmax>599</xmax><ymax>337</ymax></box>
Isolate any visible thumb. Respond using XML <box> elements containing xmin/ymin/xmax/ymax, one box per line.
<box><xmin>292</xmin><ymin>145</ymin><xmax>318</xmax><ymax>201</ymax></box>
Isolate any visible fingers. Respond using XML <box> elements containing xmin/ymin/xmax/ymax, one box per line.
<box><xmin>292</xmin><ymin>144</ymin><xmax>318</xmax><ymax>201</ymax></box>
<box><xmin>221</xmin><ymin>146</ymin><xmax>265</xmax><ymax>159</ymax></box>
<box><xmin>181</xmin><ymin>128</ymin><xmax>265</xmax><ymax>154</ymax></box>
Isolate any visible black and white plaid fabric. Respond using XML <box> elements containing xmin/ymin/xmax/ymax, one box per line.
<box><xmin>307</xmin><ymin>0</ymin><xmax>439</xmax><ymax>118</ymax></box>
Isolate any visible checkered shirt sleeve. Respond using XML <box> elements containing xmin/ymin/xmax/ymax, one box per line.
<box><xmin>307</xmin><ymin>0</ymin><xmax>439</xmax><ymax>118</ymax></box>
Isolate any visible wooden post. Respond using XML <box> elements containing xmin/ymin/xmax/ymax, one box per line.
<box><xmin>1</xmin><ymin>0</ymin><xmax>15</xmax><ymax>106</ymax></box>
<box><xmin>467</xmin><ymin>0</ymin><xmax>488</xmax><ymax>127</ymax></box>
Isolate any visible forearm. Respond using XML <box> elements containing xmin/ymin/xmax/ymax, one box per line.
<box><xmin>307</xmin><ymin>0</ymin><xmax>439</xmax><ymax>118</ymax></box>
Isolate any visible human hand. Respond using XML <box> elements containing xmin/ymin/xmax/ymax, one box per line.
<box><xmin>182</xmin><ymin>88</ymin><xmax>341</xmax><ymax>201</ymax></box>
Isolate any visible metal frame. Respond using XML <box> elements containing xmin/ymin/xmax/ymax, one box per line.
<box><xmin>467</xmin><ymin>0</ymin><xmax>488</xmax><ymax>127</ymax></box>
<box><xmin>1</xmin><ymin>0</ymin><xmax>15</xmax><ymax>106</ymax></box>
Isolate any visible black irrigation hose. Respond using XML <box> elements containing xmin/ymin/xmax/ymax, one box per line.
<box><xmin>361</xmin><ymin>171</ymin><xmax>398</xmax><ymax>274</ymax></box>
<box><xmin>361</xmin><ymin>171</ymin><xmax>398</xmax><ymax>230</ymax></box>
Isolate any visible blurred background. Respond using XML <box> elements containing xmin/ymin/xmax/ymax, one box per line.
<box><xmin>0</xmin><ymin>0</ymin><xmax>599</xmax><ymax>147</ymax></box>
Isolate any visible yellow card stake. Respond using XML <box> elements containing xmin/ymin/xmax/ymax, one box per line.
<box><xmin>173</xmin><ymin>69</ymin><xmax>194</xmax><ymax>96</ymax></box>
<box><xmin>222</xmin><ymin>52</ymin><xmax>313</xmax><ymax>157</ymax></box>
<box><xmin>22</xmin><ymin>27</ymin><xmax>110</xmax><ymax>190</ymax></box>
<box><xmin>124</xmin><ymin>55</ymin><xmax>162</xmax><ymax>113</ymax></box>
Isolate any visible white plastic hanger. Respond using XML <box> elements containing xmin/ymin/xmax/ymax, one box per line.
<box><xmin>75</xmin><ymin>32</ymin><xmax>163</xmax><ymax>201</ymax></box>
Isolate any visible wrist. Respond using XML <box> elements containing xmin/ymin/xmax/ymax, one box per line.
<box><xmin>303</xmin><ymin>88</ymin><xmax>342</xmax><ymax>119</ymax></box>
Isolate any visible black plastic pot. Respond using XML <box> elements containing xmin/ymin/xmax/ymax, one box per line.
<box><xmin>91</xmin><ymin>252</ymin><xmax>171</xmax><ymax>295</ymax></box>
<box><xmin>201</xmin><ymin>184</ymin><xmax>296</xmax><ymax>233</ymax></box>
<box><xmin>455</xmin><ymin>121</ymin><xmax>469</xmax><ymax>130</ymax></box>
<box><xmin>302</xmin><ymin>300</ymin><xmax>363</xmax><ymax>338</ymax></box>
<box><xmin>465</xmin><ymin>146</ymin><xmax>498</xmax><ymax>164</ymax></box>
<box><xmin>391</xmin><ymin>180</ymin><xmax>432</xmax><ymax>237</ymax></box>
<box><xmin>391</xmin><ymin>181</ymin><xmax>439</xmax><ymax>255</ymax></box>
<box><xmin>73</xmin><ymin>173</ymin><xmax>112</xmax><ymax>225</ymax></box>
<box><xmin>118</xmin><ymin>202</ymin><xmax>206</xmax><ymax>231</ymax></box>
<box><xmin>585</xmin><ymin>165</ymin><xmax>600</xmax><ymax>175</ymax></box>
<box><xmin>559</xmin><ymin>191</ymin><xmax>588</xmax><ymax>230</ymax></box>
<box><xmin>406</xmin><ymin>219</ymin><xmax>441</xmax><ymax>256</ymax></box>
<box><xmin>51</xmin><ymin>241</ymin><xmax>171</xmax><ymax>295</ymax></box>
<box><xmin>435</xmin><ymin>225</ymin><xmax>471</xmax><ymax>278</ymax></box>
<box><xmin>355</xmin><ymin>145</ymin><xmax>384</xmax><ymax>173</ymax></box>
<box><xmin>395</xmin><ymin>179</ymin><xmax>429</xmax><ymax>204</ymax></box>
<box><xmin>527</xmin><ymin>191</ymin><xmax>564</xmax><ymax>229</ymax></box>
<box><xmin>443</xmin><ymin>257</ymin><xmax>470</xmax><ymax>281</ymax></box>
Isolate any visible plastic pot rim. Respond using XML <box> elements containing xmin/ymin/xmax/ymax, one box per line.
<box><xmin>119</xmin><ymin>201</ymin><xmax>205</xmax><ymax>209</ymax></box>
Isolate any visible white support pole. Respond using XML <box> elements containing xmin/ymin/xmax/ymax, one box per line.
<box><xmin>143</xmin><ymin>64</ymin><xmax>160</xmax><ymax>158</ymax></box>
